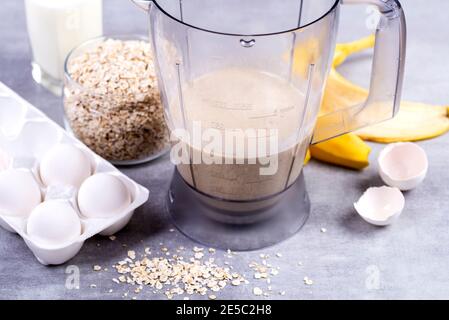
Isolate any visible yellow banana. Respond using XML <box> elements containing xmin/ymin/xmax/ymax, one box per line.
<box><xmin>309</xmin><ymin>133</ymin><xmax>371</xmax><ymax>170</ymax></box>
<box><xmin>306</xmin><ymin>35</ymin><xmax>449</xmax><ymax>169</ymax></box>
<box><xmin>304</xmin><ymin>149</ymin><xmax>311</xmax><ymax>165</ymax></box>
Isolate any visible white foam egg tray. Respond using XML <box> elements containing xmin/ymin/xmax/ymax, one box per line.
<box><xmin>0</xmin><ymin>82</ymin><xmax>149</xmax><ymax>265</ymax></box>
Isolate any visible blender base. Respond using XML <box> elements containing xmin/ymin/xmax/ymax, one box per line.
<box><xmin>166</xmin><ymin>169</ymin><xmax>310</xmax><ymax>251</ymax></box>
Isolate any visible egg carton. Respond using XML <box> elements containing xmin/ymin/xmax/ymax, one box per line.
<box><xmin>0</xmin><ymin>82</ymin><xmax>149</xmax><ymax>265</ymax></box>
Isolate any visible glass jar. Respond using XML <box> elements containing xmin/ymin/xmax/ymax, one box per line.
<box><xmin>63</xmin><ymin>35</ymin><xmax>170</xmax><ymax>165</ymax></box>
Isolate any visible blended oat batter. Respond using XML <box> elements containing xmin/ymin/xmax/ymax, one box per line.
<box><xmin>170</xmin><ymin>68</ymin><xmax>314</xmax><ymax>202</ymax></box>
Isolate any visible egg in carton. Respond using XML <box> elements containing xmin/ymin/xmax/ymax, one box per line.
<box><xmin>0</xmin><ymin>82</ymin><xmax>149</xmax><ymax>265</ymax></box>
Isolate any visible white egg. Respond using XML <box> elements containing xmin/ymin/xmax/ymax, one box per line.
<box><xmin>27</xmin><ymin>201</ymin><xmax>81</xmax><ymax>247</ymax></box>
<box><xmin>0</xmin><ymin>148</ymin><xmax>11</xmax><ymax>171</ymax></box>
<box><xmin>78</xmin><ymin>173</ymin><xmax>131</xmax><ymax>218</ymax></box>
<box><xmin>0</xmin><ymin>169</ymin><xmax>41</xmax><ymax>217</ymax></box>
<box><xmin>354</xmin><ymin>186</ymin><xmax>405</xmax><ymax>226</ymax></box>
<box><xmin>40</xmin><ymin>144</ymin><xmax>92</xmax><ymax>188</ymax></box>
<box><xmin>378</xmin><ymin>142</ymin><xmax>428</xmax><ymax>191</ymax></box>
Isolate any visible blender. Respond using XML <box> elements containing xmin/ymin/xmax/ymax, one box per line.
<box><xmin>132</xmin><ymin>0</ymin><xmax>406</xmax><ymax>250</ymax></box>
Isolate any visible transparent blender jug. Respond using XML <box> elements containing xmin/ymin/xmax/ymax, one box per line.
<box><xmin>132</xmin><ymin>0</ymin><xmax>406</xmax><ymax>250</ymax></box>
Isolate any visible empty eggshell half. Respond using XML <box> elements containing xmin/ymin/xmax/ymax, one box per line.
<box><xmin>39</xmin><ymin>144</ymin><xmax>92</xmax><ymax>188</ymax></box>
<box><xmin>0</xmin><ymin>169</ymin><xmax>42</xmax><ymax>217</ymax></box>
<box><xmin>78</xmin><ymin>173</ymin><xmax>131</xmax><ymax>219</ymax></box>
<box><xmin>27</xmin><ymin>201</ymin><xmax>82</xmax><ymax>247</ymax></box>
<box><xmin>378</xmin><ymin>142</ymin><xmax>428</xmax><ymax>191</ymax></box>
<box><xmin>354</xmin><ymin>186</ymin><xmax>405</xmax><ymax>226</ymax></box>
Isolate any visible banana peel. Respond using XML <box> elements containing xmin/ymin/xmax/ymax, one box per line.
<box><xmin>329</xmin><ymin>35</ymin><xmax>449</xmax><ymax>143</ymax></box>
<box><xmin>333</xmin><ymin>35</ymin><xmax>376</xmax><ymax>68</ymax></box>
<box><xmin>304</xmin><ymin>37</ymin><xmax>374</xmax><ymax>169</ymax></box>
<box><xmin>357</xmin><ymin>102</ymin><xmax>449</xmax><ymax>143</ymax></box>
<box><xmin>305</xmin><ymin>35</ymin><xmax>449</xmax><ymax>169</ymax></box>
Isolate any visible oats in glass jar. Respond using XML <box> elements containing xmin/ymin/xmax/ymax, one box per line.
<box><xmin>64</xmin><ymin>37</ymin><xmax>169</xmax><ymax>164</ymax></box>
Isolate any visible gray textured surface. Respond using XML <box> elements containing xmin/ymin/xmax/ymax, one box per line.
<box><xmin>1</xmin><ymin>0</ymin><xmax>449</xmax><ymax>300</ymax></box>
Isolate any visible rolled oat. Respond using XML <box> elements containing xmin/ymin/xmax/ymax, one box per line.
<box><xmin>64</xmin><ymin>38</ymin><xmax>169</xmax><ymax>162</ymax></box>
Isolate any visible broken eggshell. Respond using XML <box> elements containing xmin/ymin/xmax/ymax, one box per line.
<box><xmin>354</xmin><ymin>186</ymin><xmax>405</xmax><ymax>226</ymax></box>
<box><xmin>378</xmin><ymin>142</ymin><xmax>428</xmax><ymax>191</ymax></box>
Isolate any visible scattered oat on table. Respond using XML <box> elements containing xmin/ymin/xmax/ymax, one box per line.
<box><xmin>304</xmin><ymin>276</ymin><xmax>313</xmax><ymax>285</ymax></box>
<box><xmin>253</xmin><ymin>287</ymin><xmax>263</xmax><ymax>296</ymax></box>
<box><xmin>109</xmin><ymin>246</ymin><xmax>246</xmax><ymax>299</ymax></box>
<box><xmin>127</xmin><ymin>250</ymin><xmax>136</xmax><ymax>260</ymax></box>
<box><xmin>231</xmin><ymin>279</ymin><xmax>241</xmax><ymax>286</ymax></box>
<box><xmin>194</xmin><ymin>252</ymin><xmax>204</xmax><ymax>260</ymax></box>
<box><xmin>93</xmin><ymin>245</ymin><xmax>306</xmax><ymax>299</ymax></box>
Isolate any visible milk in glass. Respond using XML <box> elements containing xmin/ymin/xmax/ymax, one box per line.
<box><xmin>25</xmin><ymin>0</ymin><xmax>103</xmax><ymax>86</ymax></box>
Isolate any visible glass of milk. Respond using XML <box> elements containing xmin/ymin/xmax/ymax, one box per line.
<box><xmin>25</xmin><ymin>0</ymin><xmax>103</xmax><ymax>95</ymax></box>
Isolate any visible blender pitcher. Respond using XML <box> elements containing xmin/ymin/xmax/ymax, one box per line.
<box><xmin>132</xmin><ymin>0</ymin><xmax>406</xmax><ymax>250</ymax></box>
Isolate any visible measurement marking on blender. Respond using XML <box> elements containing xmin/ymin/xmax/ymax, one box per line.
<box><xmin>285</xmin><ymin>64</ymin><xmax>315</xmax><ymax>188</ymax></box>
<box><xmin>209</xmin><ymin>105</ymin><xmax>251</xmax><ymax>111</ymax></box>
<box><xmin>185</xmin><ymin>28</ymin><xmax>192</xmax><ymax>81</ymax></box>
<box><xmin>176</xmin><ymin>62</ymin><xmax>196</xmax><ymax>188</ymax></box>
<box><xmin>288</xmin><ymin>32</ymin><xmax>298</xmax><ymax>83</ymax></box>
<box><xmin>178</xmin><ymin>0</ymin><xmax>184</xmax><ymax>22</ymax></box>
<box><xmin>297</xmin><ymin>0</ymin><xmax>304</xmax><ymax>28</ymax></box>
<box><xmin>287</xmin><ymin>0</ymin><xmax>303</xmax><ymax>82</ymax></box>
<box><xmin>280</xmin><ymin>105</ymin><xmax>296</xmax><ymax>113</ymax></box>
<box><xmin>248</xmin><ymin>112</ymin><xmax>277</xmax><ymax>120</ymax></box>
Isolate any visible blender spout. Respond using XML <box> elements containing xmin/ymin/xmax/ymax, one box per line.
<box><xmin>131</xmin><ymin>0</ymin><xmax>153</xmax><ymax>11</ymax></box>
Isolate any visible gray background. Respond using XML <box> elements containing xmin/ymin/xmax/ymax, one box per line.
<box><xmin>1</xmin><ymin>0</ymin><xmax>449</xmax><ymax>300</ymax></box>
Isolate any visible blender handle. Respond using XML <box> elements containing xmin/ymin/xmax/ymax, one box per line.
<box><xmin>311</xmin><ymin>0</ymin><xmax>406</xmax><ymax>144</ymax></box>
